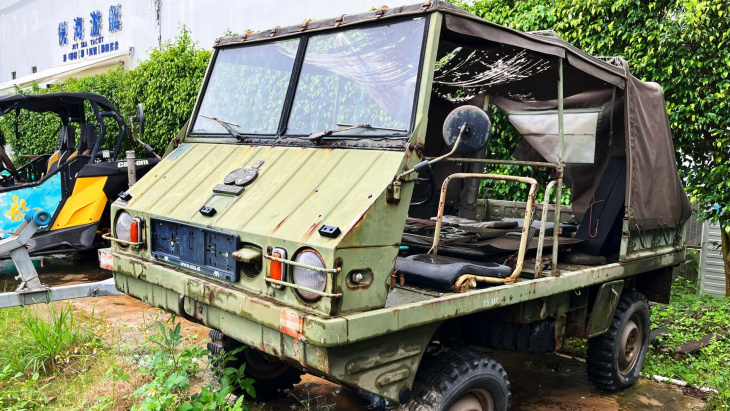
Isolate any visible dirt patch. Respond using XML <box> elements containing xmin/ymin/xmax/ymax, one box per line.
<box><xmin>682</xmin><ymin>386</ymin><xmax>713</xmax><ymax>402</ymax></box>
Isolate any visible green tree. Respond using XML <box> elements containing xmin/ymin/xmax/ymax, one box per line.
<box><xmin>456</xmin><ymin>0</ymin><xmax>730</xmax><ymax>293</ymax></box>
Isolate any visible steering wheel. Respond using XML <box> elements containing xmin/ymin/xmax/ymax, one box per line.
<box><xmin>410</xmin><ymin>160</ymin><xmax>437</xmax><ymax>207</ymax></box>
<box><xmin>0</xmin><ymin>147</ymin><xmax>21</xmax><ymax>183</ymax></box>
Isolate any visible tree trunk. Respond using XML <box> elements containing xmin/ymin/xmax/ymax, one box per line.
<box><xmin>722</xmin><ymin>223</ymin><xmax>730</xmax><ymax>297</ymax></box>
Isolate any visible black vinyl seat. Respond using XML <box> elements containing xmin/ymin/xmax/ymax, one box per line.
<box><xmin>395</xmin><ymin>254</ymin><xmax>512</xmax><ymax>291</ymax></box>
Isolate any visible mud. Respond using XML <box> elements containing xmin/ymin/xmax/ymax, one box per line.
<box><xmin>7</xmin><ymin>259</ymin><xmax>707</xmax><ymax>410</ymax></box>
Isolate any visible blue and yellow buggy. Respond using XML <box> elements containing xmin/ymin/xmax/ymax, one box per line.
<box><xmin>0</xmin><ymin>92</ymin><xmax>158</xmax><ymax>257</ymax></box>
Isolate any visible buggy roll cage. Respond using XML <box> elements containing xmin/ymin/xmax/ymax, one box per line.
<box><xmin>0</xmin><ymin>92</ymin><xmax>129</xmax><ymax>163</ymax></box>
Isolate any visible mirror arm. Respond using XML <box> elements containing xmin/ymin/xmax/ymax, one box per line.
<box><xmin>396</xmin><ymin>122</ymin><xmax>467</xmax><ymax>182</ymax></box>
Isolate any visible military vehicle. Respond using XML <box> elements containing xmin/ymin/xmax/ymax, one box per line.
<box><xmin>104</xmin><ymin>2</ymin><xmax>692</xmax><ymax>409</ymax></box>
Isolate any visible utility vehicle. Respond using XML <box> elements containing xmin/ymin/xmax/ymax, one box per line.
<box><xmin>0</xmin><ymin>92</ymin><xmax>158</xmax><ymax>257</ymax></box>
<box><xmin>105</xmin><ymin>2</ymin><xmax>692</xmax><ymax>409</ymax></box>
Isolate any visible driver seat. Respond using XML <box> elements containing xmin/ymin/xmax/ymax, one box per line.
<box><xmin>76</xmin><ymin>124</ymin><xmax>97</xmax><ymax>156</ymax></box>
<box><xmin>47</xmin><ymin>125</ymin><xmax>76</xmax><ymax>174</ymax></box>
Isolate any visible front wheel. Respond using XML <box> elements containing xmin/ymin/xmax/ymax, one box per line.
<box><xmin>404</xmin><ymin>347</ymin><xmax>511</xmax><ymax>411</ymax></box>
<box><xmin>207</xmin><ymin>330</ymin><xmax>302</xmax><ymax>399</ymax></box>
<box><xmin>586</xmin><ymin>290</ymin><xmax>650</xmax><ymax>392</ymax></box>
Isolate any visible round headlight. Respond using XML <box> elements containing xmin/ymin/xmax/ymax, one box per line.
<box><xmin>292</xmin><ymin>249</ymin><xmax>327</xmax><ymax>302</ymax></box>
<box><xmin>115</xmin><ymin>211</ymin><xmax>133</xmax><ymax>242</ymax></box>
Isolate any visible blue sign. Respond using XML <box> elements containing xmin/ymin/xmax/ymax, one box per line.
<box><xmin>90</xmin><ymin>10</ymin><xmax>103</xmax><ymax>37</ymax></box>
<box><xmin>73</xmin><ymin>17</ymin><xmax>84</xmax><ymax>41</ymax></box>
<box><xmin>58</xmin><ymin>4</ymin><xmax>123</xmax><ymax>62</ymax></box>
<box><xmin>109</xmin><ymin>4</ymin><xmax>122</xmax><ymax>33</ymax></box>
<box><xmin>58</xmin><ymin>22</ymin><xmax>68</xmax><ymax>46</ymax></box>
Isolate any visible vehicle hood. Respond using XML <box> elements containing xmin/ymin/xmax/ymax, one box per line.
<box><xmin>123</xmin><ymin>143</ymin><xmax>407</xmax><ymax>250</ymax></box>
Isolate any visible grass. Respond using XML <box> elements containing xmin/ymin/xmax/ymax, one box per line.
<box><xmin>643</xmin><ymin>277</ymin><xmax>730</xmax><ymax>409</ymax></box>
<box><xmin>0</xmin><ymin>302</ymin><xmax>139</xmax><ymax>409</ymax></box>
<box><xmin>0</xmin><ymin>302</ymin><xmax>255</xmax><ymax>410</ymax></box>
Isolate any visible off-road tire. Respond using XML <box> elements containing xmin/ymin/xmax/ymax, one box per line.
<box><xmin>207</xmin><ymin>330</ymin><xmax>302</xmax><ymax>399</ymax></box>
<box><xmin>478</xmin><ymin>319</ymin><xmax>556</xmax><ymax>353</ymax></box>
<box><xmin>586</xmin><ymin>290</ymin><xmax>650</xmax><ymax>392</ymax></box>
<box><xmin>404</xmin><ymin>347</ymin><xmax>511</xmax><ymax>411</ymax></box>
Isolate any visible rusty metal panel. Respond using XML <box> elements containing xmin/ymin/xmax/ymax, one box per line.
<box><xmin>477</xmin><ymin>199</ymin><xmax>574</xmax><ymax>223</ymax></box>
<box><xmin>620</xmin><ymin>218</ymin><xmax>686</xmax><ymax>262</ymax></box>
<box><xmin>586</xmin><ymin>280</ymin><xmax>624</xmax><ymax>338</ymax></box>
<box><xmin>341</xmin><ymin>252</ymin><xmax>682</xmax><ymax>344</ymax></box>
<box><xmin>114</xmin><ymin>249</ymin><xmax>683</xmax><ymax>348</ymax></box>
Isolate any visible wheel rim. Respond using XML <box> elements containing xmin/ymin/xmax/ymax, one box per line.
<box><xmin>618</xmin><ymin>313</ymin><xmax>644</xmax><ymax>375</ymax></box>
<box><xmin>447</xmin><ymin>388</ymin><xmax>495</xmax><ymax>411</ymax></box>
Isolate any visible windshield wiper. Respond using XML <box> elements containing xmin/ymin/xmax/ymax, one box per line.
<box><xmin>200</xmin><ymin>115</ymin><xmax>245</xmax><ymax>141</ymax></box>
<box><xmin>308</xmin><ymin>123</ymin><xmax>407</xmax><ymax>143</ymax></box>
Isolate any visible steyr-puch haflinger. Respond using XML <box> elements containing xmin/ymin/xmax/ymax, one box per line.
<box><xmin>104</xmin><ymin>2</ymin><xmax>692</xmax><ymax>409</ymax></box>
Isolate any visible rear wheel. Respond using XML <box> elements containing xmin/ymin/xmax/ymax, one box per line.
<box><xmin>207</xmin><ymin>330</ymin><xmax>302</xmax><ymax>399</ymax></box>
<box><xmin>586</xmin><ymin>290</ymin><xmax>650</xmax><ymax>392</ymax></box>
<box><xmin>405</xmin><ymin>347</ymin><xmax>510</xmax><ymax>411</ymax></box>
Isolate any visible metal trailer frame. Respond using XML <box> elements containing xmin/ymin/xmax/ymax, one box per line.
<box><xmin>0</xmin><ymin>211</ymin><xmax>122</xmax><ymax>309</ymax></box>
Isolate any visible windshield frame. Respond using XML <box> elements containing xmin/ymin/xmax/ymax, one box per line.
<box><xmin>187</xmin><ymin>15</ymin><xmax>430</xmax><ymax>147</ymax></box>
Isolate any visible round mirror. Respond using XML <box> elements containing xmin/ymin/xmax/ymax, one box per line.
<box><xmin>442</xmin><ymin>105</ymin><xmax>492</xmax><ymax>154</ymax></box>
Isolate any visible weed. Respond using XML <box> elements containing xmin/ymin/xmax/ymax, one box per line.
<box><xmin>285</xmin><ymin>389</ymin><xmax>337</xmax><ymax>411</ymax></box>
<box><xmin>128</xmin><ymin>315</ymin><xmax>254</xmax><ymax>411</ymax></box>
<box><xmin>643</xmin><ymin>276</ymin><xmax>730</xmax><ymax>409</ymax></box>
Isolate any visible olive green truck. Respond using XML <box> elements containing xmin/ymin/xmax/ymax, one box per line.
<box><xmin>103</xmin><ymin>2</ymin><xmax>693</xmax><ymax>409</ymax></box>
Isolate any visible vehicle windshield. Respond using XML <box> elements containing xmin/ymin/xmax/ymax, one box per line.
<box><xmin>192</xmin><ymin>38</ymin><xmax>300</xmax><ymax>135</ymax></box>
<box><xmin>286</xmin><ymin>18</ymin><xmax>426</xmax><ymax>137</ymax></box>
<box><xmin>191</xmin><ymin>18</ymin><xmax>426</xmax><ymax>139</ymax></box>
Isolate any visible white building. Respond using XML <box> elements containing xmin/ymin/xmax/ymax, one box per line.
<box><xmin>0</xmin><ymin>0</ymin><xmax>412</xmax><ymax>94</ymax></box>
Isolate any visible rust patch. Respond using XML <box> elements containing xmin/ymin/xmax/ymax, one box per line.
<box><xmin>270</xmin><ymin>212</ymin><xmax>293</xmax><ymax>236</ymax></box>
<box><xmin>302</xmin><ymin>220</ymin><xmax>322</xmax><ymax>240</ymax></box>
<box><xmin>305</xmin><ymin>189</ymin><xmax>319</xmax><ymax>201</ymax></box>
<box><xmin>208</xmin><ymin>290</ymin><xmax>216</xmax><ymax>305</ymax></box>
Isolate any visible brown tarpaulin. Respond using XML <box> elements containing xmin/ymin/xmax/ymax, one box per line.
<box><xmin>624</xmin><ymin>73</ymin><xmax>692</xmax><ymax>229</ymax></box>
<box><xmin>436</xmin><ymin>7</ymin><xmax>692</xmax><ymax>229</ymax></box>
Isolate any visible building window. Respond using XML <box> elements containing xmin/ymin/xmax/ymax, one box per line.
<box><xmin>31</xmin><ymin>66</ymin><xmax>37</xmax><ymax>74</ymax></box>
<box><xmin>11</xmin><ymin>72</ymin><xmax>16</xmax><ymax>80</ymax></box>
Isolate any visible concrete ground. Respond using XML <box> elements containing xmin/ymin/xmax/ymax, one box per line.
<box><xmin>0</xmin><ymin>259</ymin><xmax>707</xmax><ymax>410</ymax></box>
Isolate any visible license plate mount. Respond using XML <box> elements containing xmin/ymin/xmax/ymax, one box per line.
<box><xmin>150</xmin><ymin>218</ymin><xmax>240</xmax><ymax>282</ymax></box>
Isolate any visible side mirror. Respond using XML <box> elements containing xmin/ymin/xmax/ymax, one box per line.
<box><xmin>132</xmin><ymin>103</ymin><xmax>145</xmax><ymax>136</ymax></box>
<box><xmin>442</xmin><ymin>105</ymin><xmax>492</xmax><ymax>154</ymax></box>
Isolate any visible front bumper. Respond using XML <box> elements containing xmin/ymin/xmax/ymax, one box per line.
<box><xmin>113</xmin><ymin>251</ymin><xmax>435</xmax><ymax>403</ymax></box>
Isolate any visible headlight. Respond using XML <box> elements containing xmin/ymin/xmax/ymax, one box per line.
<box><xmin>115</xmin><ymin>211</ymin><xmax>142</xmax><ymax>244</ymax></box>
<box><xmin>292</xmin><ymin>249</ymin><xmax>327</xmax><ymax>302</ymax></box>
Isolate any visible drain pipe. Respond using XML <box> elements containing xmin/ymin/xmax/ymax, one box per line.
<box><xmin>127</xmin><ymin>150</ymin><xmax>137</xmax><ymax>187</ymax></box>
